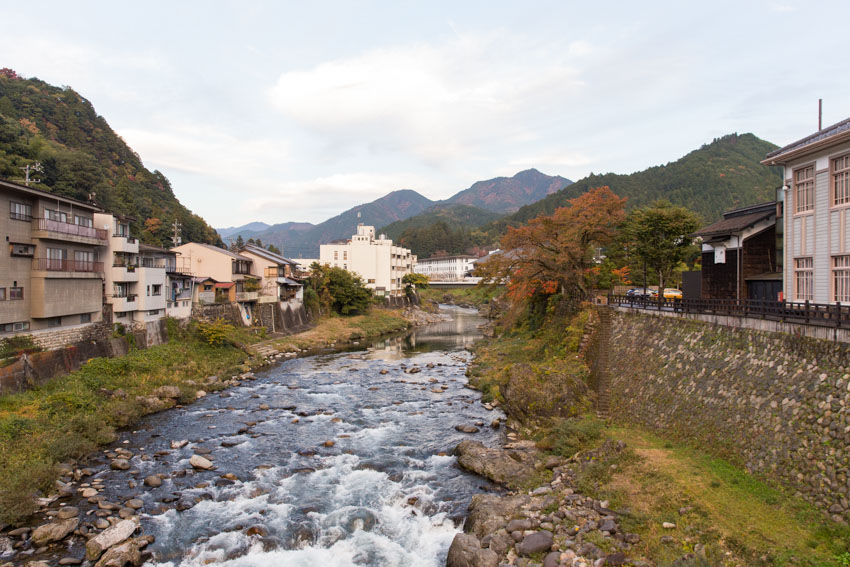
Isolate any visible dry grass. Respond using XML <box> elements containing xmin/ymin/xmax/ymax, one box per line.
<box><xmin>267</xmin><ymin>309</ymin><xmax>409</xmax><ymax>351</ymax></box>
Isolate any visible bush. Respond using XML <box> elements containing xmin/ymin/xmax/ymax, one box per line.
<box><xmin>0</xmin><ymin>335</ymin><xmax>41</xmax><ymax>359</ymax></box>
<box><xmin>543</xmin><ymin>416</ymin><xmax>604</xmax><ymax>457</ymax></box>
<box><xmin>196</xmin><ymin>318</ymin><xmax>233</xmax><ymax>346</ymax></box>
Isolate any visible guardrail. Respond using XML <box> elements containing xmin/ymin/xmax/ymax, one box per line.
<box><xmin>34</xmin><ymin>258</ymin><xmax>104</xmax><ymax>273</ymax></box>
<box><xmin>36</xmin><ymin>219</ymin><xmax>108</xmax><ymax>241</ymax></box>
<box><xmin>609</xmin><ymin>295</ymin><xmax>850</xmax><ymax>328</ymax></box>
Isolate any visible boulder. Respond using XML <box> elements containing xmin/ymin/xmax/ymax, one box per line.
<box><xmin>85</xmin><ymin>518</ymin><xmax>139</xmax><ymax>561</ymax></box>
<box><xmin>445</xmin><ymin>533</ymin><xmax>499</xmax><ymax>567</ymax></box>
<box><xmin>455</xmin><ymin>425</ymin><xmax>480</xmax><ymax>433</ymax></box>
<box><xmin>189</xmin><ymin>455</ymin><xmax>214</xmax><ymax>470</ymax></box>
<box><xmin>516</xmin><ymin>530</ymin><xmax>554</xmax><ymax>555</ymax></box>
<box><xmin>543</xmin><ymin>552</ymin><xmax>561</xmax><ymax>567</ymax></box>
<box><xmin>93</xmin><ymin>536</ymin><xmax>153</xmax><ymax>567</ymax></box>
<box><xmin>110</xmin><ymin>459</ymin><xmax>131</xmax><ymax>471</ymax></box>
<box><xmin>153</xmin><ymin>385</ymin><xmax>181</xmax><ymax>399</ymax></box>
<box><xmin>31</xmin><ymin>518</ymin><xmax>79</xmax><ymax>545</ymax></box>
<box><xmin>454</xmin><ymin>440</ymin><xmax>536</xmax><ymax>488</ymax></box>
<box><xmin>170</xmin><ymin>440</ymin><xmax>188</xmax><ymax>449</ymax></box>
<box><xmin>465</xmin><ymin>494</ymin><xmax>531</xmax><ymax>539</ymax></box>
<box><xmin>143</xmin><ymin>475</ymin><xmax>162</xmax><ymax>488</ymax></box>
<box><xmin>56</xmin><ymin>506</ymin><xmax>79</xmax><ymax>520</ymax></box>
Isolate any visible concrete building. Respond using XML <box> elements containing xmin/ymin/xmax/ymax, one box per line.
<box><xmin>138</xmin><ymin>244</ymin><xmax>194</xmax><ymax>320</ymax></box>
<box><xmin>319</xmin><ymin>225</ymin><xmax>415</xmax><ymax>298</ymax></box>
<box><xmin>414</xmin><ymin>255</ymin><xmax>476</xmax><ymax>281</ymax></box>
<box><xmin>238</xmin><ymin>244</ymin><xmax>303</xmax><ymax>303</ymax></box>
<box><xmin>1</xmin><ymin>179</ymin><xmax>107</xmax><ymax>335</ymax></box>
<box><xmin>762</xmin><ymin>117</ymin><xmax>850</xmax><ymax>304</ymax></box>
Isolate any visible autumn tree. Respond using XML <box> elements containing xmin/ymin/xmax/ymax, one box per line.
<box><xmin>480</xmin><ymin>186</ymin><xmax>627</xmax><ymax>304</ymax></box>
<box><xmin>622</xmin><ymin>201</ymin><xmax>700</xmax><ymax>293</ymax></box>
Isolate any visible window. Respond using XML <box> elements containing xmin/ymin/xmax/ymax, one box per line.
<box><xmin>47</xmin><ymin>247</ymin><xmax>67</xmax><ymax>270</ymax></box>
<box><xmin>47</xmin><ymin>317</ymin><xmax>62</xmax><ymax>328</ymax></box>
<box><xmin>74</xmin><ymin>215</ymin><xmax>93</xmax><ymax>228</ymax></box>
<box><xmin>148</xmin><ymin>309</ymin><xmax>160</xmax><ymax>315</ymax></box>
<box><xmin>115</xmin><ymin>312</ymin><xmax>128</xmax><ymax>318</ymax></box>
<box><xmin>0</xmin><ymin>288</ymin><xmax>4</xmax><ymax>300</ymax></box>
<box><xmin>10</xmin><ymin>202</ymin><xmax>32</xmax><ymax>221</ymax></box>
<box><xmin>795</xmin><ymin>257</ymin><xmax>814</xmax><ymax>301</ymax></box>
<box><xmin>834</xmin><ymin>256</ymin><xmax>850</xmax><ymax>302</ymax></box>
<box><xmin>10</xmin><ymin>287</ymin><xmax>23</xmax><ymax>300</ymax></box>
<box><xmin>147</xmin><ymin>285</ymin><xmax>151</xmax><ymax>296</ymax></box>
<box><xmin>1</xmin><ymin>322</ymin><xmax>29</xmax><ymax>333</ymax></box>
<box><xmin>343</xmin><ymin>251</ymin><xmax>347</xmax><ymax>260</ymax></box>
<box><xmin>74</xmin><ymin>250</ymin><xmax>94</xmax><ymax>271</ymax></box>
<box><xmin>45</xmin><ymin>209</ymin><xmax>67</xmax><ymax>223</ymax></box>
<box><xmin>334</xmin><ymin>251</ymin><xmax>338</xmax><ymax>260</ymax></box>
<box><xmin>152</xmin><ymin>284</ymin><xmax>162</xmax><ymax>296</ymax></box>
<box><xmin>80</xmin><ymin>313</ymin><xmax>91</xmax><ymax>323</ymax></box>
<box><xmin>833</xmin><ymin>155</ymin><xmax>850</xmax><ymax>207</ymax></box>
<box><xmin>794</xmin><ymin>166</ymin><xmax>814</xmax><ymax>213</ymax></box>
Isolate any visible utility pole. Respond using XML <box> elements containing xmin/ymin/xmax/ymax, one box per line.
<box><xmin>20</xmin><ymin>162</ymin><xmax>43</xmax><ymax>186</ymax></box>
<box><xmin>171</xmin><ymin>220</ymin><xmax>182</xmax><ymax>247</ymax></box>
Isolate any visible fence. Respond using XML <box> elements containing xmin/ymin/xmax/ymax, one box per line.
<box><xmin>609</xmin><ymin>294</ymin><xmax>850</xmax><ymax>328</ymax></box>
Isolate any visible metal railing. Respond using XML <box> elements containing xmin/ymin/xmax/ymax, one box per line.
<box><xmin>609</xmin><ymin>294</ymin><xmax>850</xmax><ymax>328</ymax></box>
<box><xmin>36</xmin><ymin>218</ymin><xmax>108</xmax><ymax>241</ymax></box>
<box><xmin>34</xmin><ymin>258</ymin><xmax>104</xmax><ymax>273</ymax></box>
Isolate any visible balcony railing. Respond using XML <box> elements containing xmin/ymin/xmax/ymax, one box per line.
<box><xmin>113</xmin><ymin>260</ymin><xmax>138</xmax><ymax>271</ymax></box>
<box><xmin>36</xmin><ymin>218</ymin><xmax>108</xmax><ymax>241</ymax></box>
<box><xmin>34</xmin><ymin>258</ymin><xmax>104</xmax><ymax>273</ymax></box>
<box><xmin>113</xmin><ymin>292</ymin><xmax>137</xmax><ymax>301</ymax></box>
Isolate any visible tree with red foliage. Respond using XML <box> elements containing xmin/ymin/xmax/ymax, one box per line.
<box><xmin>0</xmin><ymin>68</ymin><xmax>20</xmax><ymax>80</ymax></box>
<box><xmin>479</xmin><ymin>186</ymin><xmax>626</xmax><ymax>303</ymax></box>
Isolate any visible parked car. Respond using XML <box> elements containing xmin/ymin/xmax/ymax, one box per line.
<box><xmin>627</xmin><ymin>288</ymin><xmax>657</xmax><ymax>299</ymax></box>
<box><xmin>663</xmin><ymin>288</ymin><xmax>683</xmax><ymax>299</ymax></box>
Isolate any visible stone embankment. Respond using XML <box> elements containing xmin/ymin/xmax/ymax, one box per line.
<box><xmin>598</xmin><ymin>309</ymin><xmax>850</xmax><ymax>521</ymax></box>
<box><xmin>449</xmin><ymin>439</ymin><xmax>647</xmax><ymax>567</ymax></box>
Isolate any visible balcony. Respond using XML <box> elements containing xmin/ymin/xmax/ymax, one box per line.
<box><xmin>33</xmin><ymin>218</ymin><xmax>108</xmax><ymax>244</ymax></box>
<box><xmin>235</xmin><ymin>291</ymin><xmax>259</xmax><ymax>302</ymax></box>
<box><xmin>110</xmin><ymin>233</ymin><xmax>140</xmax><ymax>253</ymax></box>
<box><xmin>33</xmin><ymin>258</ymin><xmax>104</xmax><ymax>278</ymax></box>
<box><xmin>111</xmin><ymin>294</ymin><xmax>138</xmax><ymax>312</ymax></box>
<box><xmin>112</xmin><ymin>261</ymin><xmax>139</xmax><ymax>282</ymax></box>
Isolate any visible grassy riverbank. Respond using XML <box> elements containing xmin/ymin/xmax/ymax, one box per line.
<box><xmin>0</xmin><ymin>308</ymin><xmax>411</xmax><ymax>525</ymax></box>
<box><xmin>468</xmin><ymin>303</ymin><xmax>850</xmax><ymax>567</ymax></box>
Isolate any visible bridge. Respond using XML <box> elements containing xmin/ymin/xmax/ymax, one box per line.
<box><xmin>427</xmin><ymin>278</ymin><xmax>483</xmax><ymax>289</ymax></box>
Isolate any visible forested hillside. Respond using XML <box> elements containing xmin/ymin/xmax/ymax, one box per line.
<box><xmin>380</xmin><ymin>203</ymin><xmax>500</xmax><ymax>258</ymax></box>
<box><xmin>509</xmin><ymin>134</ymin><xmax>782</xmax><ymax>225</ymax></box>
<box><xmin>0</xmin><ymin>69</ymin><xmax>221</xmax><ymax>247</ymax></box>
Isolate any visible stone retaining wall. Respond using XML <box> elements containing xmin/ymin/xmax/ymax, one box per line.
<box><xmin>27</xmin><ymin>322</ymin><xmax>112</xmax><ymax>350</ymax></box>
<box><xmin>597</xmin><ymin>308</ymin><xmax>850</xmax><ymax>521</ymax></box>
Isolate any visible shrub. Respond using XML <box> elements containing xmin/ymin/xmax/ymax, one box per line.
<box><xmin>0</xmin><ymin>335</ymin><xmax>41</xmax><ymax>359</ymax></box>
<box><xmin>196</xmin><ymin>318</ymin><xmax>233</xmax><ymax>346</ymax></box>
<box><xmin>545</xmin><ymin>416</ymin><xmax>604</xmax><ymax>457</ymax></box>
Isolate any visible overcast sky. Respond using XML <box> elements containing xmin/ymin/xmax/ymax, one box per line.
<box><xmin>2</xmin><ymin>1</ymin><xmax>848</xmax><ymax>228</ymax></box>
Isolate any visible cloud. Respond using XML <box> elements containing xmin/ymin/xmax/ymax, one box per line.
<box><xmin>266</xmin><ymin>32</ymin><xmax>589</xmax><ymax>166</ymax></box>
<box><xmin>770</xmin><ymin>3</ymin><xmax>795</xmax><ymax>12</ymax></box>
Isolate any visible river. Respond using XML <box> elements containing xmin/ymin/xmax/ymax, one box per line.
<box><xmin>79</xmin><ymin>306</ymin><xmax>502</xmax><ymax>566</ymax></box>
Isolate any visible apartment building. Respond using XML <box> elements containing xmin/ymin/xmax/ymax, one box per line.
<box><xmin>1</xmin><ymin>179</ymin><xmax>107</xmax><ymax>334</ymax></box>
<box><xmin>414</xmin><ymin>255</ymin><xmax>476</xmax><ymax>281</ymax></box>
<box><xmin>238</xmin><ymin>244</ymin><xmax>303</xmax><ymax>302</ymax></box>
<box><xmin>762</xmin><ymin>117</ymin><xmax>850</xmax><ymax>304</ymax></box>
<box><xmin>319</xmin><ymin>225</ymin><xmax>415</xmax><ymax>298</ymax></box>
<box><xmin>171</xmin><ymin>242</ymin><xmax>257</xmax><ymax>303</ymax></box>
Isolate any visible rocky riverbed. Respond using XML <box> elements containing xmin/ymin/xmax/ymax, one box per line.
<box><xmin>1</xmin><ymin>306</ymin><xmax>510</xmax><ymax>567</ymax></box>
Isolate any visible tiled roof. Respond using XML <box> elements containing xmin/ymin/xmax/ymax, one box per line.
<box><xmin>190</xmin><ymin>242</ymin><xmax>252</xmax><ymax>261</ymax></box>
<box><xmin>240</xmin><ymin>244</ymin><xmax>298</xmax><ymax>265</ymax></box>
<box><xmin>693</xmin><ymin>209</ymin><xmax>774</xmax><ymax>238</ymax></box>
<box><xmin>765</xmin><ymin>117</ymin><xmax>850</xmax><ymax>161</ymax></box>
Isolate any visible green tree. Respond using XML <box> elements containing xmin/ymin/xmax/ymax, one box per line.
<box><xmin>623</xmin><ymin>201</ymin><xmax>701</xmax><ymax>293</ymax></box>
<box><xmin>267</xmin><ymin>244</ymin><xmax>281</xmax><ymax>254</ymax></box>
<box><xmin>307</xmin><ymin>263</ymin><xmax>372</xmax><ymax>315</ymax></box>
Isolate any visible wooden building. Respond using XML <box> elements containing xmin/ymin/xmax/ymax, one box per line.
<box><xmin>694</xmin><ymin>202</ymin><xmax>782</xmax><ymax>301</ymax></box>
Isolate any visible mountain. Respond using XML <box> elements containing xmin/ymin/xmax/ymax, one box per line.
<box><xmin>446</xmin><ymin>168</ymin><xmax>572</xmax><ymax>213</ymax></box>
<box><xmin>222</xmin><ymin>189</ymin><xmax>435</xmax><ymax>257</ymax></box>
<box><xmin>379</xmin><ymin>203</ymin><xmax>502</xmax><ymax>258</ymax></box>
<box><xmin>0</xmin><ymin>69</ymin><xmax>221</xmax><ymax>247</ymax></box>
<box><xmin>218</xmin><ymin>222</ymin><xmax>272</xmax><ymax>239</ymax></box>
<box><xmin>508</xmin><ymin>134</ymin><xmax>782</xmax><ymax>225</ymax></box>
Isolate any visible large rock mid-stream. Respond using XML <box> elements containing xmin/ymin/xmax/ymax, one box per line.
<box><xmin>454</xmin><ymin>439</ymin><xmax>537</xmax><ymax>489</ymax></box>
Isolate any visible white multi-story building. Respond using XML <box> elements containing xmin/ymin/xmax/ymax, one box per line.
<box><xmin>762</xmin><ymin>117</ymin><xmax>850</xmax><ymax>304</ymax></box>
<box><xmin>414</xmin><ymin>255</ymin><xmax>476</xmax><ymax>281</ymax></box>
<box><xmin>319</xmin><ymin>225</ymin><xmax>415</xmax><ymax>298</ymax></box>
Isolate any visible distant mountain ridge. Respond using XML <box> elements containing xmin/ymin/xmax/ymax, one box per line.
<box><xmin>445</xmin><ymin>168</ymin><xmax>572</xmax><ymax>213</ymax></box>
<box><xmin>220</xmin><ymin>169</ymin><xmax>570</xmax><ymax>256</ymax></box>
<box><xmin>508</xmin><ymin>133</ymin><xmax>782</xmax><ymax>225</ymax></box>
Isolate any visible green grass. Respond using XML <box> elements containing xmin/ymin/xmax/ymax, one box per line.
<box><xmin>419</xmin><ymin>285</ymin><xmax>502</xmax><ymax>307</ymax></box>
<box><xmin>581</xmin><ymin>425</ymin><xmax>850</xmax><ymax>567</ymax></box>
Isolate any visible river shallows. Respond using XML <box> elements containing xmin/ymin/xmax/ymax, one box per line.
<box><xmin>95</xmin><ymin>307</ymin><xmax>502</xmax><ymax>566</ymax></box>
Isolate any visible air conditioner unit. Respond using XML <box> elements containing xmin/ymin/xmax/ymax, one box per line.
<box><xmin>10</xmin><ymin>243</ymin><xmax>35</xmax><ymax>257</ymax></box>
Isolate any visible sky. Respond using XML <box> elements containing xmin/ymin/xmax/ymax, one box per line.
<box><xmin>1</xmin><ymin>1</ymin><xmax>849</xmax><ymax>229</ymax></box>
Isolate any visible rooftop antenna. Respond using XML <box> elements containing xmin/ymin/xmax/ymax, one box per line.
<box><xmin>171</xmin><ymin>219</ymin><xmax>182</xmax><ymax>247</ymax></box>
<box><xmin>818</xmin><ymin>98</ymin><xmax>823</xmax><ymax>130</ymax></box>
